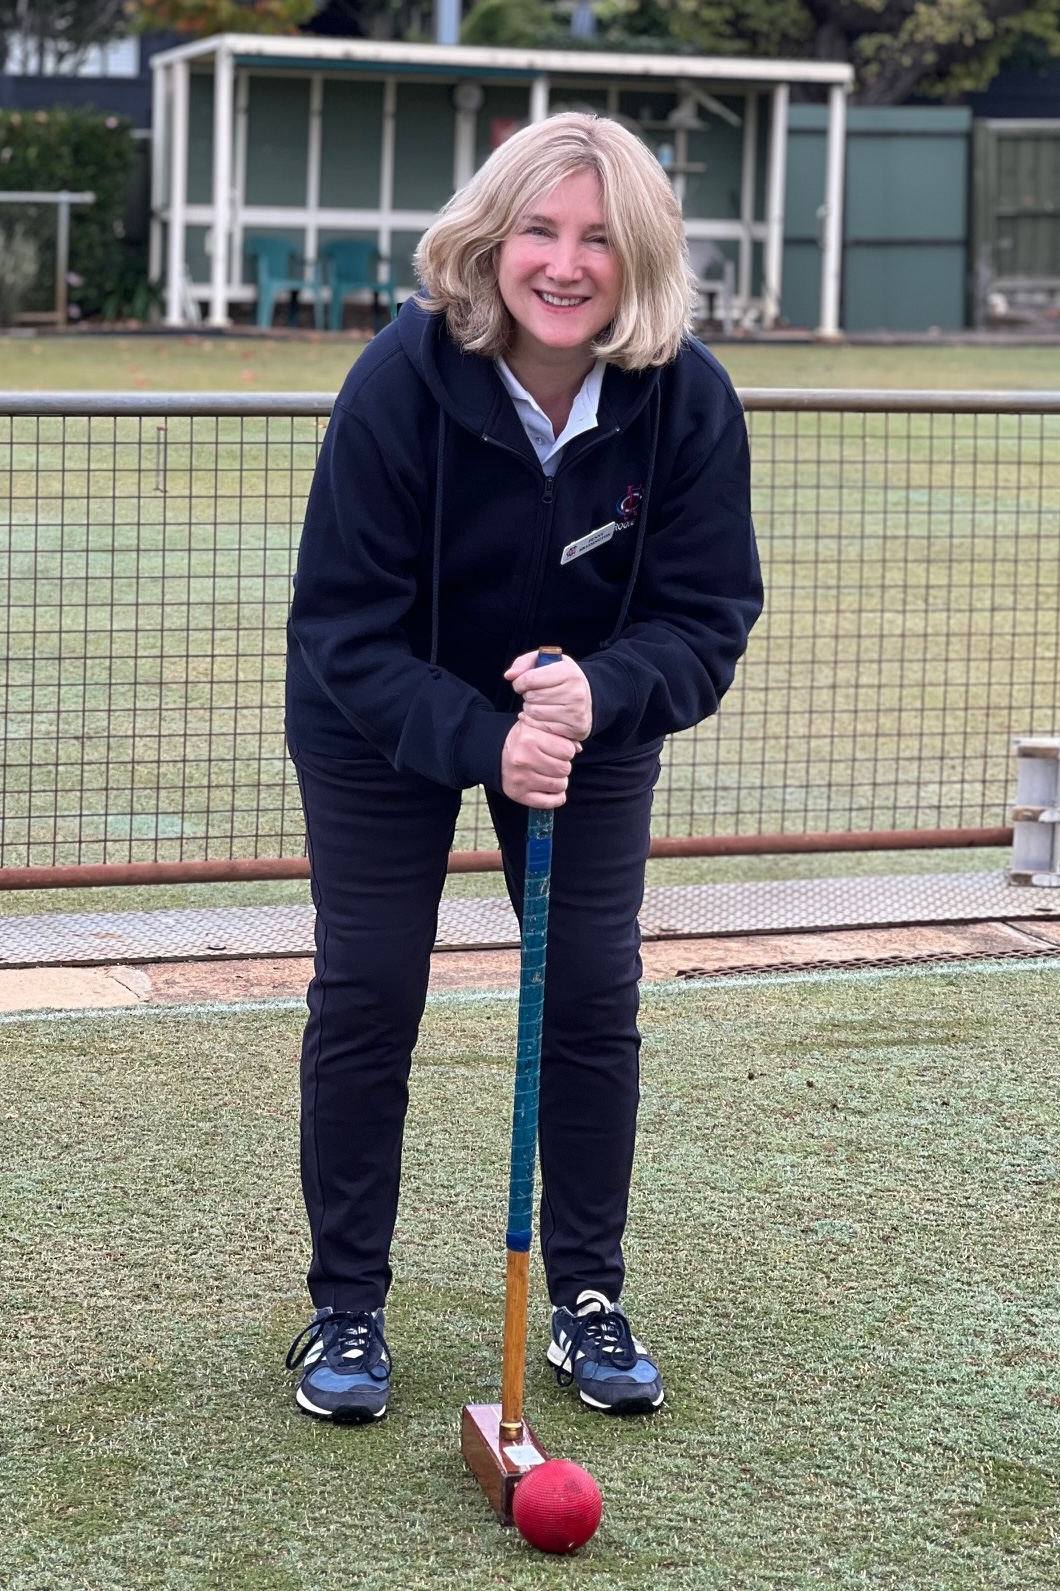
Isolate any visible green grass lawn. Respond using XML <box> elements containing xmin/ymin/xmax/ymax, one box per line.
<box><xmin>1</xmin><ymin>332</ymin><xmax>1059</xmax><ymax>393</ymax></box>
<box><xmin>2</xmin><ymin>961</ymin><xmax>1059</xmax><ymax>1589</ymax></box>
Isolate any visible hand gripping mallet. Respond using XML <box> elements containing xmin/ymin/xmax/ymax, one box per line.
<box><xmin>461</xmin><ymin>645</ymin><xmax>563</xmax><ymax>1522</ymax></box>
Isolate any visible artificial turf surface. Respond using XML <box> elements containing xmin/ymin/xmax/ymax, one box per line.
<box><xmin>2</xmin><ymin>961</ymin><xmax>1059</xmax><ymax>1588</ymax></box>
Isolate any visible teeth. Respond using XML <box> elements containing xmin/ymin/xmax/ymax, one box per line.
<box><xmin>539</xmin><ymin>292</ymin><xmax>586</xmax><ymax>307</ymax></box>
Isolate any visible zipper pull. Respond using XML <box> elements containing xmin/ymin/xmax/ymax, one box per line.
<box><xmin>542</xmin><ymin>475</ymin><xmax>554</xmax><ymax>505</ymax></box>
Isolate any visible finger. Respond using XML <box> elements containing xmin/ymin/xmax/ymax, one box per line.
<box><xmin>521</xmin><ymin>751</ymin><xmax>577</xmax><ymax>775</ymax></box>
<box><xmin>512</xmin><ymin>670</ymin><xmax>575</xmax><ymax>700</ymax></box>
<box><xmin>520</xmin><ymin>701</ymin><xmax>584</xmax><ymax>730</ymax></box>
<box><xmin>516</xmin><ymin>662</ymin><xmax>576</xmax><ymax>694</ymax></box>
<box><xmin>519</xmin><ymin>721</ymin><xmax>579</xmax><ymax>750</ymax></box>
<box><xmin>519</xmin><ymin>757</ymin><xmax>572</xmax><ymax>782</ymax></box>
<box><xmin>504</xmin><ymin>649</ymin><xmax>544</xmax><ymax>682</ymax></box>
<box><xmin>537</xmin><ymin>733</ymin><xmax>581</xmax><ymax>758</ymax></box>
<box><xmin>524</xmin><ymin>722</ymin><xmax>585</xmax><ymax>749</ymax></box>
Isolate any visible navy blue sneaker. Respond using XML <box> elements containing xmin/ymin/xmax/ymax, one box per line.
<box><xmin>547</xmin><ymin>1290</ymin><xmax>664</xmax><ymax>1414</ymax></box>
<box><xmin>285</xmin><ymin>1306</ymin><xmax>391</xmax><ymax>1423</ymax></box>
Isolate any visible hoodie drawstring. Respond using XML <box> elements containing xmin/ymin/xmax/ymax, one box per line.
<box><xmin>601</xmin><ymin>382</ymin><xmax>661</xmax><ymax>648</ymax></box>
<box><xmin>430</xmin><ymin>411</ymin><xmax>446</xmax><ymax>666</ymax></box>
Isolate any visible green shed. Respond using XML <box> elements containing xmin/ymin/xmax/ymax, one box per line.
<box><xmin>783</xmin><ymin>105</ymin><xmax>972</xmax><ymax>332</ymax></box>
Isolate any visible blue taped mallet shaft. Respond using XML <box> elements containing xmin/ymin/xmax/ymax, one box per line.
<box><xmin>500</xmin><ymin>644</ymin><xmax>563</xmax><ymax>1442</ymax></box>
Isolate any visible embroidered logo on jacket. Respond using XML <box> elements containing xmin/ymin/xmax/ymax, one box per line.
<box><xmin>615</xmin><ymin>483</ymin><xmax>644</xmax><ymax>532</ymax></box>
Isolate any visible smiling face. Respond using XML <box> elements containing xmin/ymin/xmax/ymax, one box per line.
<box><xmin>495</xmin><ymin>169</ymin><xmax>623</xmax><ymax>366</ymax></box>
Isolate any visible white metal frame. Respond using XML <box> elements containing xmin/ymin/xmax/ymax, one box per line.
<box><xmin>818</xmin><ymin>81</ymin><xmax>847</xmax><ymax>340</ymax></box>
<box><xmin>149</xmin><ymin>35</ymin><xmax>852</xmax><ymax>333</ymax></box>
<box><xmin>0</xmin><ymin>190</ymin><xmax>96</xmax><ymax>324</ymax></box>
<box><xmin>761</xmin><ymin>82</ymin><xmax>789</xmax><ymax>329</ymax></box>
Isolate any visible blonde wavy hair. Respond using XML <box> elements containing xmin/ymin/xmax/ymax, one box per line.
<box><xmin>414</xmin><ymin>112</ymin><xmax>697</xmax><ymax>370</ymax></box>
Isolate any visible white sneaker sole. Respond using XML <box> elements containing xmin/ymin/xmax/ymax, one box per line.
<box><xmin>295</xmin><ymin>1384</ymin><xmax>387</xmax><ymax>1422</ymax></box>
<box><xmin>546</xmin><ymin>1339</ymin><xmax>664</xmax><ymax>1412</ymax></box>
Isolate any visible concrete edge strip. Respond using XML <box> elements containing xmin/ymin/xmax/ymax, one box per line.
<box><xmin>1</xmin><ymin>952</ymin><xmax>1058</xmax><ymax>1026</ymax></box>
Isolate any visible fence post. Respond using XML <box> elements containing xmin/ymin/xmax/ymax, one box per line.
<box><xmin>166</xmin><ymin>57</ymin><xmax>190</xmax><ymax>327</ymax></box>
<box><xmin>762</xmin><ymin>84</ymin><xmax>789</xmax><ymax>330</ymax></box>
<box><xmin>55</xmin><ymin>192</ymin><xmax>71</xmax><ymax>324</ymax></box>
<box><xmin>817</xmin><ymin>82</ymin><xmax>847</xmax><ymax>339</ymax></box>
<box><xmin>1010</xmin><ymin>737</ymin><xmax>1060</xmax><ymax>885</ymax></box>
<box><xmin>208</xmin><ymin>45</ymin><xmax>234</xmax><ymax>328</ymax></box>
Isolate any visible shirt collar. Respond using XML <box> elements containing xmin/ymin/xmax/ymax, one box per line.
<box><xmin>495</xmin><ymin>356</ymin><xmax>605</xmax><ymax>463</ymax></box>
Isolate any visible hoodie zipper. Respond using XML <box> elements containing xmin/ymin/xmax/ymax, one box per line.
<box><xmin>484</xmin><ymin>424</ymin><xmax>621</xmax><ymax>654</ymax></box>
<box><xmin>513</xmin><ymin>470</ymin><xmax>557</xmax><ymax>649</ymax></box>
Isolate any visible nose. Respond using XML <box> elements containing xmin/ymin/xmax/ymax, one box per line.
<box><xmin>544</xmin><ymin>234</ymin><xmax>583</xmax><ymax>284</ymax></box>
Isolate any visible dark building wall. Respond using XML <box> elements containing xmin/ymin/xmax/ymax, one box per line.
<box><xmin>0</xmin><ymin>33</ymin><xmax>182</xmax><ymax>128</ymax></box>
<box><xmin>964</xmin><ymin>63</ymin><xmax>1060</xmax><ymax>119</ymax></box>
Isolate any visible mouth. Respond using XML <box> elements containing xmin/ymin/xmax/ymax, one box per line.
<box><xmin>534</xmin><ymin>290</ymin><xmax>590</xmax><ymax>310</ymax></box>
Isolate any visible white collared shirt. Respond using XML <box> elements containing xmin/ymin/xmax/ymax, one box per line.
<box><xmin>495</xmin><ymin>356</ymin><xmax>605</xmax><ymax>478</ymax></box>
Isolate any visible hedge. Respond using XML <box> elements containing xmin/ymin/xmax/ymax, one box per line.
<box><xmin>0</xmin><ymin>108</ymin><xmax>138</xmax><ymax>320</ymax></box>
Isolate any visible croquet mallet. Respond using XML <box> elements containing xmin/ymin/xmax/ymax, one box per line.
<box><xmin>461</xmin><ymin>645</ymin><xmax>564</xmax><ymax>1521</ymax></box>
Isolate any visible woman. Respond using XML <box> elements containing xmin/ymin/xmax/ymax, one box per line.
<box><xmin>284</xmin><ymin>112</ymin><xmax>762</xmax><ymax>1424</ymax></box>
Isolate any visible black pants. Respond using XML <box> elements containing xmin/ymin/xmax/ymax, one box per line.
<box><xmin>290</xmin><ymin>737</ymin><xmax>660</xmax><ymax>1314</ymax></box>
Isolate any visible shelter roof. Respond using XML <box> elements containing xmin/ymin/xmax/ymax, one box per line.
<box><xmin>149</xmin><ymin>32</ymin><xmax>854</xmax><ymax>88</ymax></box>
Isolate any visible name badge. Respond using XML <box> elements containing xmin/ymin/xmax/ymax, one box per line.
<box><xmin>560</xmin><ymin>521</ymin><xmax>616</xmax><ymax>566</ymax></box>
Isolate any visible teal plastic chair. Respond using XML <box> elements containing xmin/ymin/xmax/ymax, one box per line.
<box><xmin>320</xmin><ymin>239</ymin><xmax>396</xmax><ymax>332</ymax></box>
<box><xmin>245</xmin><ymin>237</ymin><xmax>323</xmax><ymax>330</ymax></box>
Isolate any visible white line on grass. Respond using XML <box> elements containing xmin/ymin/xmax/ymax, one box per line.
<box><xmin>0</xmin><ymin>952</ymin><xmax>1058</xmax><ymax>1026</ymax></box>
<box><xmin>0</xmin><ymin>995</ymin><xmax>309</xmax><ymax>1025</ymax></box>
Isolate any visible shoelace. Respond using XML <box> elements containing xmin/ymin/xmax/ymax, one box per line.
<box><xmin>554</xmin><ymin>1305</ymin><xmax>638</xmax><ymax>1387</ymax></box>
<box><xmin>285</xmin><ymin>1311</ymin><xmax>391</xmax><ymax>1382</ymax></box>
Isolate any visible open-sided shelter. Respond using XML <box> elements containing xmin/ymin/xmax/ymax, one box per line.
<box><xmin>149</xmin><ymin>35</ymin><xmax>853</xmax><ymax>334</ymax></box>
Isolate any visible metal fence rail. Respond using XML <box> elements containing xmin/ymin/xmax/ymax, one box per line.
<box><xmin>1</xmin><ymin>390</ymin><xmax>1058</xmax><ymax>888</ymax></box>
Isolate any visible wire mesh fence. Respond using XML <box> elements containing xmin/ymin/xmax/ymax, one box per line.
<box><xmin>1</xmin><ymin>390</ymin><xmax>1058</xmax><ymax>884</ymax></box>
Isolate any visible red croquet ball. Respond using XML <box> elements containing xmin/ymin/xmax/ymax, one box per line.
<box><xmin>512</xmin><ymin>1459</ymin><xmax>603</xmax><ymax>1554</ymax></box>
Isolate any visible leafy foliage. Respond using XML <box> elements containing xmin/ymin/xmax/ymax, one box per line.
<box><xmin>461</xmin><ymin>0</ymin><xmax>691</xmax><ymax>48</ymax></box>
<box><xmin>662</xmin><ymin>0</ymin><xmax>1060</xmax><ymax>103</ymax></box>
<box><xmin>0</xmin><ymin>108</ymin><xmax>137</xmax><ymax>319</ymax></box>
<box><xmin>99</xmin><ymin>244</ymin><xmax>165</xmax><ymax>323</ymax></box>
<box><xmin>458</xmin><ymin>0</ymin><xmax>1059</xmax><ymax>101</ymax></box>
<box><xmin>129</xmin><ymin>0</ymin><xmax>316</xmax><ymax>33</ymax></box>
<box><xmin>461</xmin><ymin>0</ymin><xmax>555</xmax><ymax>46</ymax></box>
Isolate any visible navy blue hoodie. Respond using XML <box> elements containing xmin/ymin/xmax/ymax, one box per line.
<box><xmin>286</xmin><ymin>297</ymin><xmax>762</xmax><ymax>790</ymax></box>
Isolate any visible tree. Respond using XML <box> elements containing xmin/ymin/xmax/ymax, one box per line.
<box><xmin>128</xmin><ymin>0</ymin><xmax>317</xmax><ymax>35</ymax></box>
<box><xmin>460</xmin><ymin>0</ymin><xmax>690</xmax><ymax>49</ymax></box>
<box><xmin>662</xmin><ymin>0</ymin><xmax>1060</xmax><ymax>103</ymax></box>
<box><xmin>461</xmin><ymin>0</ymin><xmax>555</xmax><ymax>46</ymax></box>
<box><xmin>0</xmin><ymin>0</ymin><xmax>127</xmax><ymax>71</ymax></box>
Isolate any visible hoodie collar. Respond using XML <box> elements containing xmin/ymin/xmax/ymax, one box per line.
<box><xmin>396</xmin><ymin>297</ymin><xmax>662</xmax><ymax>453</ymax></box>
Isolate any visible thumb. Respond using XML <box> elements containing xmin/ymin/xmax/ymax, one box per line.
<box><xmin>504</xmin><ymin>649</ymin><xmax>543</xmax><ymax>682</ymax></box>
